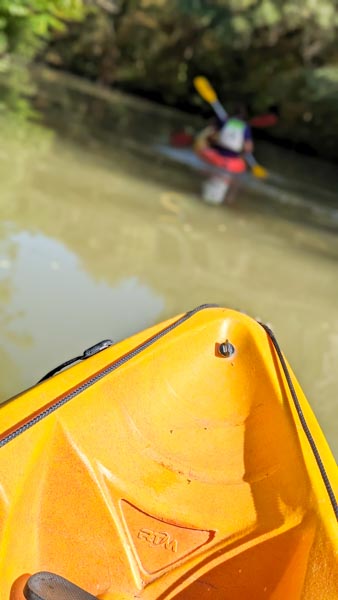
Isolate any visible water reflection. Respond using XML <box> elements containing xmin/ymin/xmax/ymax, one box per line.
<box><xmin>0</xmin><ymin>228</ymin><xmax>164</xmax><ymax>396</ymax></box>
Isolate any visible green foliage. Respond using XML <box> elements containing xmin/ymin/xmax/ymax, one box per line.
<box><xmin>0</xmin><ymin>0</ymin><xmax>84</xmax><ymax>115</ymax></box>
<box><xmin>5</xmin><ymin>0</ymin><xmax>338</xmax><ymax>159</ymax></box>
<box><xmin>0</xmin><ymin>0</ymin><xmax>83</xmax><ymax>59</ymax></box>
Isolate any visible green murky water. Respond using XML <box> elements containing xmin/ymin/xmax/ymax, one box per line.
<box><xmin>0</xmin><ymin>71</ymin><xmax>337</xmax><ymax>458</ymax></box>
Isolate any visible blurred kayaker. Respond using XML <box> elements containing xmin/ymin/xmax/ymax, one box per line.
<box><xmin>195</xmin><ymin>104</ymin><xmax>253</xmax><ymax>174</ymax></box>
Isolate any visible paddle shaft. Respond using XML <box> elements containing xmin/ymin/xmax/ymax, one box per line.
<box><xmin>211</xmin><ymin>100</ymin><xmax>227</xmax><ymax>122</ymax></box>
<box><xmin>244</xmin><ymin>152</ymin><xmax>257</xmax><ymax>168</ymax></box>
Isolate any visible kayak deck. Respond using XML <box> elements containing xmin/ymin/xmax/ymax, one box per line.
<box><xmin>2</xmin><ymin>306</ymin><xmax>338</xmax><ymax>599</ymax></box>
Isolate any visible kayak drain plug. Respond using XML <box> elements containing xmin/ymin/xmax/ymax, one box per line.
<box><xmin>219</xmin><ymin>341</ymin><xmax>235</xmax><ymax>357</ymax></box>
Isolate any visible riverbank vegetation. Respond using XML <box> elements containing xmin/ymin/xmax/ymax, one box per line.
<box><xmin>2</xmin><ymin>0</ymin><xmax>338</xmax><ymax>161</ymax></box>
<box><xmin>0</xmin><ymin>0</ymin><xmax>83</xmax><ymax>116</ymax></box>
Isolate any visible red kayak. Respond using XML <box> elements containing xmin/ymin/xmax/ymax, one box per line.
<box><xmin>169</xmin><ymin>133</ymin><xmax>246</xmax><ymax>174</ymax></box>
<box><xmin>197</xmin><ymin>147</ymin><xmax>247</xmax><ymax>173</ymax></box>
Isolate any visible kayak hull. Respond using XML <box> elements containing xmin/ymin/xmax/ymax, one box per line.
<box><xmin>197</xmin><ymin>147</ymin><xmax>247</xmax><ymax>173</ymax></box>
<box><xmin>2</xmin><ymin>306</ymin><xmax>337</xmax><ymax>599</ymax></box>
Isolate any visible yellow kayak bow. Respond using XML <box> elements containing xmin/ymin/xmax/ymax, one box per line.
<box><xmin>3</xmin><ymin>305</ymin><xmax>337</xmax><ymax>600</ymax></box>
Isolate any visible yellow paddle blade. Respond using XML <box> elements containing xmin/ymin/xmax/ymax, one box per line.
<box><xmin>193</xmin><ymin>76</ymin><xmax>218</xmax><ymax>104</ymax></box>
<box><xmin>252</xmin><ymin>164</ymin><xmax>268</xmax><ymax>179</ymax></box>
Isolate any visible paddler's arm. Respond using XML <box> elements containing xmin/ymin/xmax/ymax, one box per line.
<box><xmin>194</xmin><ymin>125</ymin><xmax>217</xmax><ymax>152</ymax></box>
<box><xmin>241</xmin><ymin>123</ymin><xmax>268</xmax><ymax>178</ymax></box>
<box><xmin>243</xmin><ymin>124</ymin><xmax>254</xmax><ymax>155</ymax></box>
<box><xmin>243</xmin><ymin>139</ymin><xmax>254</xmax><ymax>154</ymax></box>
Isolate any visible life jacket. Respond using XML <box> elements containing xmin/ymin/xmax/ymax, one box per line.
<box><xmin>217</xmin><ymin>118</ymin><xmax>246</xmax><ymax>153</ymax></box>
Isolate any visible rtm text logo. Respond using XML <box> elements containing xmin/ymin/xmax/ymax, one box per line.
<box><xmin>138</xmin><ymin>528</ymin><xmax>178</xmax><ymax>552</ymax></box>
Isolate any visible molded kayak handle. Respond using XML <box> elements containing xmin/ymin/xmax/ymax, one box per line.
<box><xmin>24</xmin><ymin>572</ymin><xmax>97</xmax><ymax>600</ymax></box>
